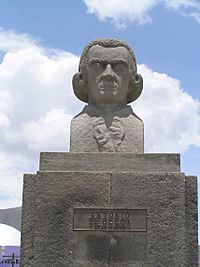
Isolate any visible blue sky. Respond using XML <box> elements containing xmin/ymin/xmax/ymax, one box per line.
<box><xmin>0</xmin><ymin>0</ymin><xmax>200</xmax><ymax>240</ymax></box>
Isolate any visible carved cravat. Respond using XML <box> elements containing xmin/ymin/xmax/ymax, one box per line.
<box><xmin>92</xmin><ymin>116</ymin><xmax>125</xmax><ymax>152</ymax></box>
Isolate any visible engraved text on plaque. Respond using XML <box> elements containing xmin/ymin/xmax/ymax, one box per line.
<box><xmin>73</xmin><ymin>208</ymin><xmax>146</xmax><ymax>232</ymax></box>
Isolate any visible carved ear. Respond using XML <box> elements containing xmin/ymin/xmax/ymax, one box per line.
<box><xmin>72</xmin><ymin>72</ymin><xmax>88</xmax><ymax>103</ymax></box>
<box><xmin>127</xmin><ymin>73</ymin><xmax>143</xmax><ymax>103</ymax></box>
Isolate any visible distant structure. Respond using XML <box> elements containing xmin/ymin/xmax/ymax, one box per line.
<box><xmin>0</xmin><ymin>207</ymin><xmax>21</xmax><ymax>231</ymax></box>
<box><xmin>0</xmin><ymin>246</ymin><xmax>20</xmax><ymax>266</ymax></box>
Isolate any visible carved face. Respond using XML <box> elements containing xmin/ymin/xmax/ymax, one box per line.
<box><xmin>86</xmin><ymin>45</ymin><xmax>130</xmax><ymax>107</ymax></box>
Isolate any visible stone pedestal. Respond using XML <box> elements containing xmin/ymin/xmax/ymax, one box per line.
<box><xmin>20</xmin><ymin>153</ymin><xmax>198</xmax><ymax>267</ymax></box>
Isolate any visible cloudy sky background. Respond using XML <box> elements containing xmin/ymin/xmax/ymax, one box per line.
<box><xmin>0</xmin><ymin>0</ymin><xmax>200</xmax><ymax>242</ymax></box>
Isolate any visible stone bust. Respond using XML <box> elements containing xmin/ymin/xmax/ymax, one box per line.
<box><xmin>70</xmin><ymin>38</ymin><xmax>144</xmax><ymax>153</ymax></box>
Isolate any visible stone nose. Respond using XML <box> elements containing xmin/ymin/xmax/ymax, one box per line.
<box><xmin>103</xmin><ymin>64</ymin><xmax>115</xmax><ymax>80</ymax></box>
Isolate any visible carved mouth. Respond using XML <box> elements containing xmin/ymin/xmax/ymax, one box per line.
<box><xmin>98</xmin><ymin>81</ymin><xmax>119</xmax><ymax>94</ymax></box>
<box><xmin>99</xmin><ymin>87</ymin><xmax>118</xmax><ymax>96</ymax></box>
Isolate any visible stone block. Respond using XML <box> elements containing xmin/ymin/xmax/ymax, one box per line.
<box><xmin>185</xmin><ymin>176</ymin><xmax>198</xmax><ymax>267</ymax></box>
<box><xmin>21</xmin><ymin>153</ymin><xmax>198</xmax><ymax>267</ymax></box>
<box><xmin>20</xmin><ymin>174</ymin><xmax>37</xmax><ymax>267</ymax></box>
<box><xmin>111</xmin><ymin>172</ymin><xmax>187</xmax><ymax>267</ymax></box>
<box><xmin>21</xmin><ymin>171</ymin><xmax>111</xmax><ymax>266</ymax></box>
<box><xmin>40</xmin><ymin>152</ymin><xmax>180</xmax><ymax>172</ymax></box>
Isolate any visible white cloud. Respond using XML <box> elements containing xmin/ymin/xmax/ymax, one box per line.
<box><xmin>21</xmin><ymin>109</ymin><xmax>72</xmax><ymax>151</ymax></box>
<box><xmin>134</xmin><ymin>64</ymin><xmax>200</xmax><ymax>152</ymax></box>
<box><xmin>0</xmin><ymin>224</ymin><xmax>20</xmax><ymax>246</ymax></box>
<box><xmin>0</xmin><ymin>29</ymin><xmax>80</xmax><ymax>208</ymax></box>
<box><xmin>164</xmin><ymin>0</ymin><xmax>200</xmax><ymax>24</ymax></box>
<box><xmin>190</xmin><ymin>12</ymin><xmax>200</xmax><ymax>23</ymax></box>
<box><xmin>164</xmin><ymin>0</ymin><xmax>200</xmax><ymax>10</ymax></box>
<box><xmin>0</xmin><ymin>28</ymin><xmax>37</xmax><ymax>52</ymax></box>
<box><xmin>0</xmin><ymin>113</ymin><xmax>10</xmax><ymax>128</ymax></box>
<box><xmin>0</xmin><ymin>29</ymin><xmax>200</xmax><ymax>211</ymax></box>
<box><xmin>83</xmin><ymin>0</ymin><xmax>200</xmax><ymax>27</ymax></box>
<box><xmin>0</xmin><ymin>152</ymin><xmax>30</xmax><ymax>208</ymax></box>
<box><xmin>84</xmin><ymin>0</ymin><xmax>158</xmax><ymax>28</ymax></box>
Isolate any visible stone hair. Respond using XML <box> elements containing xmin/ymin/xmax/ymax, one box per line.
<box><xmin>79</xmin><ymin>38</ymin><xmax>137</xmax><ymax>77</ymax></box>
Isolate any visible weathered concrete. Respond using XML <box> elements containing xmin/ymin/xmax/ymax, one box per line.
<box><xmin>21</xmin><ymin>171</ymin><xmax>111</xmax><ymax>267</ymax></box>
<box><xmin>111</xmin><ymin>172</ymin><xmax>187</xmax><ymax>267</ymax></box>
<box><xmin>21</xmin><ymin>174</ymin><xmax>37</xmax><ymax>267</ymax></box>
<box><xmin>185</xmin><ymin>176</ymin><xmax>198</xmax><ymax>267</ymax></box>
<box><xmin>21</xmin><ymin>153</ymin><xmax>198</xmax><ymax>267</ymax></box>
<box><xmin>40</xmin><ymin>152</ymin><xmax>180</xmax><ymax>172</ymax></box>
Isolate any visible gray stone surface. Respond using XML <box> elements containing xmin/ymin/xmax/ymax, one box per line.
<box><xmin>21</xmin><ymin>174</ymin><xmax>37</xmax><ymax>267</ymax></box>
<box><xmin>70</xmin><ymin>106</ymin><xmax>144</xmax><ymax>153</ymax></box>
<box><xmin>111</xmin><ymin>172</ymin><xmax>187</xmax><ymax>267</ymax></box>
<box><xmin>71</xmin><ymin>39</ymin><xmax>144</xmax><ymax>153</ymax></box>
<box><xmin>185</xmin><ymin>176</ymin><xmax>198</xmax><ymax>267</ymax></box>
<box><xmin>40</xmin><ymin>152</ymin><xmax>180</xmax><ymax>172</ymax></box>
<box><xmin>21</xmin><ymin>154</ymin><xmax>198</xmax><ymax>266</ymax></box>
<box><xmin>21</xmin><ymin>171</ymin><xmax>111</xmax><ymax>267</ymax></box>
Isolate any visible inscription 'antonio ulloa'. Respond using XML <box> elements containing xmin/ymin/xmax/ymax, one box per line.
<box><xmin>89</xmin><ymin>210</ymin><xmax>131</xmax><ymax>230</ymax></box>
<box><xmin>73</xmin><ymin>208</ymin><xmax>147</xmax><ymax>232</ymax></box>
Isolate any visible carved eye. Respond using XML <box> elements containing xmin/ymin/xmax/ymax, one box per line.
<box><xmin>91</xmin><ymin>62</ymin><xmax>104</xmax><ymax>71</ymax></box>
<box><xmin>112</xmin><ymin>63</ymin><xmax>127</xmax><ymax>73</ymax></box>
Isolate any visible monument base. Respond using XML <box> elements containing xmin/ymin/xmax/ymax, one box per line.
<box><xmin>20</xmin><ymin>153</ymin><xmax>198</xmax><ymax>267</ymax></box>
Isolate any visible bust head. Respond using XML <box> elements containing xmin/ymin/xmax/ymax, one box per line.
<box><xmin>73</xmin><ymin>38</ymin><xmax>143</xmax><ymax>109</ymax></box>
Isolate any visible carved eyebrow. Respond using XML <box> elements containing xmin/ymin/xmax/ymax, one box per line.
<box><xmin>89</xmin><ymin>58</ymin><xmax>128</xmax><ymax>66</ymax></box>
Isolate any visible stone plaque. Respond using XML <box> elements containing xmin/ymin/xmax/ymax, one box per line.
<box><xmin>73</xmin><ymin>208</ymin><xmax>146</xmax><ymax>232</ymax></box>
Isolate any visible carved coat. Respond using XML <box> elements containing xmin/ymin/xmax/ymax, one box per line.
<box><xmin>70</xmin><ymin>105</ymin><xmax>144</xmax><ymax>153</ymax></box>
